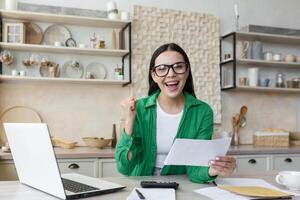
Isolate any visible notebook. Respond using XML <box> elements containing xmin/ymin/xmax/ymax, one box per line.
<box><xmin>126</xmin><ymin>187</ymin><xmax>176</xmax><ymax>200</ymax></box>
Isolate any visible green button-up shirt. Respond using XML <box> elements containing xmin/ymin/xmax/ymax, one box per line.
<box><xmin>115</xmin><ymin>91</ymin><xmax>216</xmax><ymax>183</ymax></box>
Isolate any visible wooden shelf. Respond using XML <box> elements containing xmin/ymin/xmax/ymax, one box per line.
<box><xmin>0</xmin><ymin>75</ymin><xmax>128</xmax><ymax>85</ymax></box>
<box><xmin>235</xmin><ymin>86</ymin><xmax>300</xmax><ymax>93</ymax></box>
<box><xmin>237</xmin><ymin>59</ymin><xmax>300</xmax><ymax>68</ymax></box>
<box><xmin>0</xmin><ymin>42</ymin><xmax>129</xmax><ymax>56</ymax></box>
<box><xmin>0</xmin><ymin>9</ymin><xmax>130</xmax><ymax>28</ymax></box>
<box><xmin>236</xmin><ymin>32</ymin><xmax>300</xmax><ymax>45</ymax></box>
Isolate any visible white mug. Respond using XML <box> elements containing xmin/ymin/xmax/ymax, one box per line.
<box><xmin>12</xmin><ymin>69</ymin><xmax>18</xmax><ymax>76</ymax></box>
<box><xmin>276</xmin><ymin>171</ymin><xmax>300</xmax><ymax>190</ymax></box>
<box><xmin>19</xmin><ymin>70</ymin><xmax>26</xmax><ymax>76</ymax></box>
<box><xmin>248</xmin><ymin>68</ymin><xmax>259</xmax><ymax>87</ymax></box>
<box><xmin>120</xmin><ymin>11</ymin><xmax>130</xmax><ymax>20</ymax></box>
<box><xmin>54</xmin><ymin>41</ymin><xmax>62</xmax><ymax>47</ymax></box>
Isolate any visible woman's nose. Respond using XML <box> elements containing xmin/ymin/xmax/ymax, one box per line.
<box><xmin>167</xmin><ymin>67</ymin><xmax>176</xmax><ymax>77</ymax></box>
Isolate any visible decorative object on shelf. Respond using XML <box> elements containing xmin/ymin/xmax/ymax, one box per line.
<box><xmin>284</xmin><ymin>54</ymin><xmax>296</xmax><ymax>63</ymax></box>
<box><xmin>54</xmin><ymin>41</ymin><xmax>63</xmax><ymax>47</ymax></box>
<box><xmin>234</xmin><ymin>4</ymin><xmax>239</xmax><ymax>31</ymax></box>
<box><xmin>5</xmin><ymin>0</ymin><xmax>17</xmax><ymax>10</ymax></box>
<box><xmin>0</xmin><ymin>50</ymin><xmax>14</xmax><ymax>65</ymax></box>
<box><xmin>97</xmin><ymin>37</ymin><xmax>106</xmax><ymax>49</ymax></box>
<box><xmin>111</xmin><ymin>30</ymin><xmax>117</xmax><ymax>49</ymax></box>
<box><xmin>297</xmin><ymin>56</ymin><xmax>300</xmax><ymax>63</ymax></box>
<box><xmin>114</xmin><ymin>64</ymin><xmax>122</xmax><ymax>79</ymax></box>
<box><xmin>11</xmin><ymin>70</ymin><xmax>18</xmax><ymax>76</ymax></box>
<box><xmin>61</xmin><ymin>59</ymin><xmax>84</xmax><ymax>79</ymax></box>
<box><xmin>238</xmin><ymin>77</ymin><xmax>247</xmax><ymax>86</ymax></box>
<box><xmin>82</xmin><ymin>137</ymin><xmax>112</xmax><ymax>148</ymax></box>
<box><xmin>272</xmin><ymin>53</ymin><xmax>282</xmax><ymax>62</ymax></box>
<box><xmin>240</xmin><ymin>24</ymin><xmax>300</xmax><ymax>37</ymax></box>
<box><xmin>90</xmin><ymin>32</ymin><xmax>97</xmax><ymax>48</ymax></box>
<box><xmin>248</xmin><ymin>68</ymin><xmax>259</xmax><ymax>87</ymax></box>
<box><xmin>236</xmin><ymin>41</ymin><xmax>250</xmax><ymax>59</ymax></box>
<box><xmin>251</xmin><ymin>40</ymin><xmax>263</xmax><ymax>60</ymax></box>
<box><xmin>85</xmin><ymin>62</ymin><xmax>107</xmax><ymax>79</ymax></box>
<box><xmin>119</xmin><ymin>30</ymin><xmax>125</xmax><ymax>49</ymax></box>
<box><xmin>107</xmin><ymin>1</ymin><xmax>119</xmax><ymax>20</ymax></box>
<box><xmin>39</xmin><ymin>58</ymin><xmax>60</xmax><ymax>77</ymax></box>
<box><xmin>24</xmin><ymin>22</ymin><xmax>43</xmax><ymax>44</ymax></box>
<box><xmin>3</xmin><ymin>22</ymin><xmax>25</xmax><ymax>43</ymax></box>
<box><xmin>263</xmin><ymin>52</ymin><xmax>273</xmax><ymax>61</ymax></box>
<box><xmin>260</xmin><ymin>78</ymin><xmax>272</xmax><ymax>87</ymax></box>
<box><xmin>19</xmin><ymin>70</ymin><xmax>26</xmax><ymax>77</ymax></box>
<box><xmin>78</xmin><ymin>43</ymin><xmax>88</xmax><ymax>48</ymax></box>
<box><xmin>275</xmin><ymin>72</ymin><xmax>285</xmax><ymax>88</ymax></box>
<box><xmin>43</xmin><ymin>24</ymin><xmax>72</xmax><ymax>46</ymax></box>
<box><xmin>65</xmin><ymin>37</ymin><xmax>77</xmax><ymax>47</ymax></box>
<box><xmin>120</xmin><ymin>11</ymin><xmax>130</xmax><ymax>21</ymax></box>
<box><xmin>224</xmin><ymin>53</ymin><xmax>231</xmax><ymax>61</ymax></box>
<box><xmin>22</xmin><ymin>53</ymin><xmax>40</xmax><ymax>67</ymax></box>
<box><xmin>111</xmin><ymin>124</ymin><xmax>117</xmax><ymax>148</ymax></box>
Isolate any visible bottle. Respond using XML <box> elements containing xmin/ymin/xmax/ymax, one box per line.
<box><xmin>111</xmin><ymin>124</ymin><xmax>117</xmax><ymax>148</ymax></box>
<box><xmin>111</xmin><ymin>30</ymin><xmax>116</xmax><ymax>49</ymax></box>
<box><xmin>98</xmin><ymin>37</ymin><xmax>105</xmax><ymax>49</ymax></box>
<box><xmin>90</xmin><ymin>32</ymin><xmax>97</xmax><ymax>48</ymax></box>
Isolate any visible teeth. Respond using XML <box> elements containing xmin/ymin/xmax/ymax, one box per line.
<box><xmin>165</xmin><ymin>81</ymin><xmax>179</xmax><ymax>86</ymax></box>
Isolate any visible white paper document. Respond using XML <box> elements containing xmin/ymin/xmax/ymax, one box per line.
<box><xmin>126</xmin><ymin>187</ymin><xmax>176</xmax><ymax>200</ymax></box>
<box><xmin>164</xmin><ymin>137</ymin><xmax>231</xmax><ymax>166</ymax></box>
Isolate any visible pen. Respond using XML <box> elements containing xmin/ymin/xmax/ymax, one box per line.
<box><xmin>212</xmin><ymin>181</ymin><xmax>218</xmax><ymax>186</ymax></box>
<box><xmin>135</xmin><ymin>188</ymin><xmax>146</xmax><ymax>199</ymax></box>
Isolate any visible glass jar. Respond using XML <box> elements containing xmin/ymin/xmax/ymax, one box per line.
<box><xmin>275</xmin><ymin>73</ymin><xmax>285</xmax><ymax>88</ymax></box>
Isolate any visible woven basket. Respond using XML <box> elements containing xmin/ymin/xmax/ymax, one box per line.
<box><xmin>253</xmin><ymin>131</ymin><xmax>289</xmax><ymax>147</ymax></box>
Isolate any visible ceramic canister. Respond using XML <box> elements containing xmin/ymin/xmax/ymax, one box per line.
<box><xmin>248</xmin><ymin>68</ymin><xmax>259</xmax><ymax>87</ymax></box>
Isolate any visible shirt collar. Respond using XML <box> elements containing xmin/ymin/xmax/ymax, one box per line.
<box><xmin>144</xmin><ymin>90</ymin><xmax>202</xmax><ymax>108</ymax></box>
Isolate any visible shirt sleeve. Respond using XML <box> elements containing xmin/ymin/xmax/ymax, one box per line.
<box><xmin>115</xmin><ymin>113</ymin><xmax>142</xmax><ymax>176</ymax></box>
<box><xmin>186</xmin><ymin>105</ymin><xmax>217</xmax><ymax>183</ymax></box>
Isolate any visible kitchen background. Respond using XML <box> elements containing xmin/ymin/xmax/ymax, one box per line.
<box><xmin>0</xmin><ymin>0</ymin><xmax>300</xmax><ymax>145</ymax></box>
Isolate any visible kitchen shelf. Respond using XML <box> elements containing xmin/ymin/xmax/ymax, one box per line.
<box><xmin>0</xmin><ymin>9</ymin><xmax>130</xmax><ymax>28</ymax></box>
<box><xmin>235</xmin><ymin>86</ymin><xmax>300</xmax><ymax>93</ymax></box>
<box><xmin>237</xmin><ymin>59</ymin><xmax>300</xmax><ymax>68</ymax></box>
<box><xmin>0</xmin><ymin>42</ymin><xmax>129</xmax><ymax>56</ymax></box>
<box><xmin>235</xmin><ymin>32</ymin><xmax>300</xmax><ymax>45</ymax></box>
<box><xmin>0</xmin><ymin>75</ymin><xmax>127</xmax><ymax>85</ymax></box>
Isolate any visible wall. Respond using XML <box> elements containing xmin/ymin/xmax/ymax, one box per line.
<box><xmin>1</xmin><ymin>0</ymin><xmax>300</xmax><ymax>144</ymax></box>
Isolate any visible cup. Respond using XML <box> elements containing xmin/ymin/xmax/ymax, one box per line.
<box><xmin>19</xmin><ymin>70</ymin><xmax>26</xmax><ymax>76</ymax></box>
<box><xmin>54</xmin><ymin>41</ymin><xmax>62</xmax><ymax>47</ymax></box>
<box><xmin>273</xmin><ymin>53</ymin><xmax>282</xmax><ymax>61</ymax></box>
<box><xmin>252</xmin><ymin>40</ymin><xmax>263</xmax><ymax>60</ymax></box>
<box><xmin>276</xmin><ymin>171</ymin><xmax>300</xmax><ymax>191</ymax></box>
<box><xmin>78</xmin><ymin>44</ymin><xmax>87</xmax><ymax>48</ymax></box>
<box><xmin>120</xmin><ymin>11</ymin><xmax>130</xmax><ymax>20</ymax></box>
<box><xmin>284</xmin><ymin>54</ymin><xmax>296</xmax><ymax>63</ymax></box>
<box><xmin>260</xmin><ymin>78</ymin><xmax>272</xmax><ymax>87</ymax></box>
<box><xmin>264</xmin><ymin>52</ymin><xmax>273</xmax><ymax>61</ymax></box>
<box><xmin>239</xmin><ymin>77</ymin><xmax>247</xmax><ymax>86</ymax></box>
<box><xmin>248</xmin><ymin>68</ymin><xmax>259</xmax><ymax>87</ymax></box>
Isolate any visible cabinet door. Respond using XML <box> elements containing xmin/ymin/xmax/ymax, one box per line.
<box><xmin>57</xmin><ymin>158</ymin><xmax>98</xmax><ymax>178</ymax></box>
<box><xmin>98</xmin><ymin>158</ymin><xmax>121</xmax><ymax>177</ymax></box>
<box><xmin>273</xmin><ymin>155</ymin><xmax>300</xmax><ymax>171</ymax></box>
<box><xmin>235</xmin><ymin>155</ymin><xmax>270</xmax><ymax>172</ymax></box>
<box><xmin>0</xmin><ymin>160</ymin><xmax>18</xmax><ymax>181</ymax></box>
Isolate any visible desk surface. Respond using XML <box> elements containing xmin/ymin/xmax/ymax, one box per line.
<box><xmin>1</xmin><ymin>172</ymin><xmax>299</xmax><ymax>200</ymax></box>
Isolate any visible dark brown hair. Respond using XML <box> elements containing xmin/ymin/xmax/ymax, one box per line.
<box><xmin>148</xmin><ymin>43</ymin><xmax>196</xmax><ymax>97</ymax></box>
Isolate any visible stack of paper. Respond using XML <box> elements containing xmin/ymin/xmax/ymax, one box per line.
<box><xmin>126</xmin><ymin>187</ymin><xmax>176</xmax><ymax>200</ymax></box>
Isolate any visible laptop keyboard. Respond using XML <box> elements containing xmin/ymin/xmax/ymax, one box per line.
<box><xmin>62</xmin><ymin>178</ymin><xmax>100</xmax><ymax>193</ymax></box>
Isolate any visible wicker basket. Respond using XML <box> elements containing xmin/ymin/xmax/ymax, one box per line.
<box><xmin>253</xmin><ymin>131</ymin><xmax>289</xmax><ymax>147</ymax></box>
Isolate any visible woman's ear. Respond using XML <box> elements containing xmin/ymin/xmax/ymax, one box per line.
<box><xmin>151</xmin><ymin>71</ymin><xmax>157</xmax><ymax>83</ymax></box>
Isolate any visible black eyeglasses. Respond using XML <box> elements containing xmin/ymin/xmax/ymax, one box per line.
<box><xmin>152</xmin><ymin>62</ymin><xmax>188</xmax><ymax>77</ymax></box>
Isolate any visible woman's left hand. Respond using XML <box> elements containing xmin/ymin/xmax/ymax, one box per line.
<box><xmin>208</xmin><ymin>156</ymin><xmax>236</xmax><ymax>177</ymax></box>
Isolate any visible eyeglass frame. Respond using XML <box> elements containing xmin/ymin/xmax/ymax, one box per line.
<box><xmin>151</xmin><ymin>61</ymin><xmax>189</xmax><ymax>77</ymax></box>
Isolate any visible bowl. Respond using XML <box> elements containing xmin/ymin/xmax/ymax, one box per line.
<box><xmin>82</xmin><ymin>137</ymin><xmax>112</xmax><ymax>148</ymax></box>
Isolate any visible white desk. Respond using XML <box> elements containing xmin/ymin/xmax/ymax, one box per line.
<box><xmin>0</xmin><ymin>172</ymin><xmax>299</xmax><ymax>200</ymax></box>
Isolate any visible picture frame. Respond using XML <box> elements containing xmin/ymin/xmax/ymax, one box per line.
<box><xmin>2</xmin><ymin>22</ymin><xmax>25</xmax><ymax>43</ymax></box>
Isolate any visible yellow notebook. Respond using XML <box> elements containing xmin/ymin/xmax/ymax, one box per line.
<box><xmin>219</xmin><ymin>185</ymin><xmax>292</xmax><ymax>198</ymax></box>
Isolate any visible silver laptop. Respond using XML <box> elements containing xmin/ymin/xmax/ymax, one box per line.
<box><xmin>4</xmin><ymin>123</ymin><xmax>125</xmax><ymax>199</ymax></box>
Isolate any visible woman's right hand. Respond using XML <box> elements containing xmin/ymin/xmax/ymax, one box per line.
<box><xmin>120</xmin><ymin>97</ymin><xmax>136</xmax><ymax>136</ymax></box>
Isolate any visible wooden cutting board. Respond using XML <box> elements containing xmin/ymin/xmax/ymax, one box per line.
<box><xmin>0</xmin><ymin>106</ymin><xmax>42</xmax><ymax>146</ymax></box>
<box><xmin>291</xmin><ymin>140</ymin><xmax>300</xmax><ymax>146</ymax></box>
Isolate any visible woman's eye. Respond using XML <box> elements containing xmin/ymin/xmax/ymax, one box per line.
<box><xmin>174</xmin><ymin>63</ymin><xmax>184</xmax><ymax>69</ymax></box>
<box><xmin>157</xmin><ymin>65</ymin><xmax>168</xmax><ymax>71</ymax></box>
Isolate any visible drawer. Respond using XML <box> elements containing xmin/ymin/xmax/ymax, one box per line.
<box><xmin>98</xmin><ymin>159</ymin><xmax>121</xmax><ymax>177</ymax></box>
<box><xmin>235</xmin><ymin>156</ymin><xmax>269</xmax><ymax>172</ymax></box>
<box><xmin>0</xmin><ymin>160</ymin><xmax>18</xmax><ymax>181</ymax></box>
<box><xmin>57</xmin><ymin>159</ymin><xmax>98</xmax><ymax>177</ymax></box>
<box><xmin>273</xmin><ymin>155</ymin><xmax>300</xmax><ymax>171</ymax></box>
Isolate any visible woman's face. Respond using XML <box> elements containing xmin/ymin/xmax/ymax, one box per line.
<box><xmin>151</xmin><ymin>51</ymin><xmax>189</xmax><ymax>99</ymax></box>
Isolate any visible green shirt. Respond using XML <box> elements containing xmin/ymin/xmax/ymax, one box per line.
<box><xmin>115</xmin><ymin>91</ymin><xmax>216</xmax><ymax>183</ymax></box>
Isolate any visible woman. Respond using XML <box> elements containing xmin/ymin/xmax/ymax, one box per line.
<box><xmin>115</xmin><ymin>43</ymin><xmax>236</xmax><ymax>183</ymax></box>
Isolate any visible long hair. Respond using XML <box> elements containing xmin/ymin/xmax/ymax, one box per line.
<box><xmin>148</xmin><ymin>43</ymin><xmax>196</xmax><ymax>97</ymax></box>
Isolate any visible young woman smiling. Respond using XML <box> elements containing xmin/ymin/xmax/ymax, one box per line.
<box><xmin>115</xmin><ymin>43</ymin><xmax>236</xmax><ymax>183</ymax></box>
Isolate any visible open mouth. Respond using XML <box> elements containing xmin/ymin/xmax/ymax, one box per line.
<box><xmin>165</xmin><ymin>81</ymin><xmax>180</xmax><ymax>91</ymax></box>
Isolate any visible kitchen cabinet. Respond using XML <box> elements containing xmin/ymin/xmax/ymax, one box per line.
<box><xmin>272</xmin><ymin>154</ymin><xmax>300</xmax><ymax>171</ymax></box>
<box><xmin>220</xmin><ymin>31</ymin><xmax>300</xmax><ymax>92</ymax></box>
<box><xmin>57</xmin><ymin>158</ymin><xmax>98</xmax><ymax>178</ymax></box>
<box><xmin>235</xmin><ymin>155</ymin><xmax>270</xmax><ymax>172</ymax></box>
<box><xmin>0</xmin><ymin>9</ymin><xmax>131</xmax><ymax>86</ymax></box>
<box><xmin>98</xmin><ymin>158</ymin><xmax>121</xmax><ymax>177</ymax></box>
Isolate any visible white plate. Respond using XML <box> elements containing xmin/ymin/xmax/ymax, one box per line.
<box><xmin>43</xmin><ymin>24</ymin><xmax>71</xmax><ymax>46</ymax></box>
<box><xmin>86</xmin><ymin>62</ymin><xmax>107</xmax><ymax>79</ymax></box>
<box><xmin>61</xmin><ymin>60</ymin><xmax>84</xmax><ymax>79</ymax></box>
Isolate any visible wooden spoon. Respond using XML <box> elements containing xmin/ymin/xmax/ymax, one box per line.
<box><xmin>239</xmin><ymin>105</ymin><xmax>248</xmax><ymax>128</ymax></box>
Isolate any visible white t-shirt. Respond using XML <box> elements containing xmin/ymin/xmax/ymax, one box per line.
<box><xmin>155</xmin><ymin>101</ymin><xmax>183</xmax><ymax>169</ymax></box>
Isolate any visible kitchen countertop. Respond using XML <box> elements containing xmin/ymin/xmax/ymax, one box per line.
<box><xmin>1</xmin><ymin>145</ymin><xmax>300</xmax><ymax>160</ymax></box>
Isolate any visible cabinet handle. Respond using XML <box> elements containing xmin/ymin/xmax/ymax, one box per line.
<box><xmin>68</xmin><ymin>163</ymin><xmax>80</xmax><ymax>169</ymax></box>
<box><xmin>248</xmin><ymin>159</ymin><xmax>256</xmax><ymax>164</ymax></box>
<box><xmin>284</xmin><ymin>158</ymin><xmax>293</xmax><ymax>163</ymax></box>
